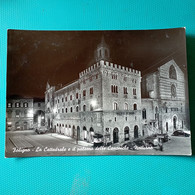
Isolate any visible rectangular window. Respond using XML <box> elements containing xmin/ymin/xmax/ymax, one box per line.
<box><xmin>124</xmin><ymin>87</ymin><xmax>128</xmax><ymax>94</ymax></box>
<box><xmin>15</xmin><ymin>102</ymin><xmax>20</xmax><ymax>108</ymax></box>
<box><xmin>62</xmin><ymin>98</ymin><xmax>64</xmax><ymax>102</ymax></box>
<box><xmin>83</xmin><ymin>90</ymin><xmax>86</xmax><ymax>97</ymax></box>
<box><xmin>65</xmin><ymin>97</ymin><xmax>67</xmax><ymax>102</ymax></box>
<box><xmin>7</xmin><ymin>103</ymin><xmax>12</xmax><ymax>108</ymax></box>
<box><xmin>70</xmin><ymin>95</ymin><xmax>72</xmax><ymax>100</ymax></box>
<box><xmin>62</xmin><ymin>108</ymin><xmax>64</xmax><ymax>113</ymax></box>
<box><xmin>90</xmin><ymin>87</ymin><xmax>93</xmax><ymax>95</ymax></box>
<box><xmin>38</xmin><ymin>103</ymin><xmax>41</xmax><ymax>107</ymax></box>
<box><xmin>76</xmin><ymin>93</ymin><xmax>78</xmax><ymax>99</ymax></box>
<box><xmin>133</xmin><ymin>88</ymin><xmax>136</xmax><ymax>95</ymax></box>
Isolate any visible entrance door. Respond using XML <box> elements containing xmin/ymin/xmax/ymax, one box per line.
<box><xmin>77</xmin><ymin>126</ymin><xmax>80</xmax><ymax>140</ymax></box>
<box><xmin>124</xmin><ymin>127</ymin><xmax>130</xmax><ymax>141</ymax></box>
<box><xmin>113</xmin><ymin>128</ymin><xmax>119</xmax><ymax>143</ymax></box>
<box><xmin>134</xmin><ymin>125</ymin><xmax>138</xmax><ymax>139</ymax></box>
<box><xmin>166</xmin><ymin>122</ymin><xmax>168</xmax><ymax>132</ymax></box>
<box><xmin>173</xmin><ymin>116</ymin><xmax>177</xmax><ymax>130</ymax></box>
<box><xmin>23</xmin><ymin>122</ymin><xmax>28</xmax><ymax>130</ymax></box>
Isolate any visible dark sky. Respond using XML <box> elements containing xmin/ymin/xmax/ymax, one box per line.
<box><xmin>7</xmin><ymin>28</ymin><xmax>187</xmax><ymax>98</ymax></box>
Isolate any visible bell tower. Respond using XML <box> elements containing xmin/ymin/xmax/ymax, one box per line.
<box><xmin>94</xmin><ymin>36</ymin><xmax>110</xmax><ymax>62</ymax></box>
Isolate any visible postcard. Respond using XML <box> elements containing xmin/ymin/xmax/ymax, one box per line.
<box><xmin>5</xmin><ymin>28</ymin><xmax>191</xmax><ymax>157</ymax></box>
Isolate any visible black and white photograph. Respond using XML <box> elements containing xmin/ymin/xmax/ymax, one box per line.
<box><xmin>5</xmin><ymin>28</ymin><xmax>191</xmax><ymax>157</ymax></box>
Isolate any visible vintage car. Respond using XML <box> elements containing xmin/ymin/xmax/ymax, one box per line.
<box><xmin>172</xmin><ymin>130</ymin><xmax>190</xmax><ymax>137</ymax></box>
<box><xmin>93</xmin><ymin>133</ymin><xmax>104</xmax><ymax>147</ymax></box>
<box><xmin>35</xmin><ymin>126</ymin><xmax>48</xmax><ymax>134</ymax></box>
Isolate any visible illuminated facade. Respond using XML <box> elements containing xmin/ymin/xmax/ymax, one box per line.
<box><xmin>6</xmin><ymin>98</ymin><xmax>45</xmax><ymax>130</ymax></box>
<box><xmin>45</xmin><ymin>38</ymin><xmax>189</xmax><ymax>144</ymax></box>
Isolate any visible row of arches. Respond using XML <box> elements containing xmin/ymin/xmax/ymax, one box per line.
<box><xmin>55</xmin><ymin>123</ymin><xmax>139</xmax><ymax>144</ymax></box>
<box><xmin>113</xmin><ymin>126</ymin><xmax>139</xmax><ymax>143</ymax></box>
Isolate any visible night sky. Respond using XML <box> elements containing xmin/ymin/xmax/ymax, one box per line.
<box><xmin>7</xmin><ymin>28</ymin><xmax>187</xmax><ymax>98</ymax></box>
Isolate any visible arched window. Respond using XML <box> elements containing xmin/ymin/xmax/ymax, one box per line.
<box><xmin>142</xmin><ymin>109</ymin><xmax>146</xmax><ymax>119</ymax></box>
<box><xmin>76</xmin><ymin>106</ymin><xmax>79</xmax><ymax>112</ymax></box>
<box><xmin>113</xmin><ymin>102</ymin><xmax>118</xmax><ymax>110</ymax></box>
<box><xmin>169</xmin><ymin>65</ymin><xmax>177</xmax><ymax>80</ymax></box>
<box><xmin>171</xmin><ymin>84</ymin><xmax>176</xmax><ymax>97</ymax></box>
<box><xmin>83</xmin><ymin>105</ymin><xmax>86</xmax><ymax>112</ymax></box>
<box><xmin>133</xmin><ymin>103</ymin><xmax>137</xmax><ymax>110</ymax></box>
<box><xmin>124</xmin><ymin>103</ymin><xmax>128</xmax><ymax>110</ymax></box>
<box><xmin>70</xmin><ymin>107</ymin><xmax>73</xmax><ymax>112</ymax></box>
<box><xmin>23</xmin><ymin>102</ymin><xmax>28</xmax><ymax>108</ymax></box>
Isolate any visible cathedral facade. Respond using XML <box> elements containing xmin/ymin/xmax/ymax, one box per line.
<box><xmin>45</xmin><ymin>38</ymin><xmax>189</xmax><ymax>145</ymax></box>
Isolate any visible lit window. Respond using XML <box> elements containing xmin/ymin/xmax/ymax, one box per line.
<box><xmin>7</xmin><ymin>103</ymin><xmax>12</xmax><ymax>108</ymax></box>
<box><xmin>15</xmin><ymin>102</ymin><xmax>20</xmax><ymax>108</ymax></box>
<box><xmin>113</xmin><ymin>102</ymin><xmax>118</xmax><ymax>110</ymax></box>
<box><xmin>124</xmin><ymin>103</ymin><xmax>128</xmax><ymax>110</ymax></box>
<box><xmin>23</xmin><ymin>102</ymin><xmax>28</xmax><ymax>108</ymax></box>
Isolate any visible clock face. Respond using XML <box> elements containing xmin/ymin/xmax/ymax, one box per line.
<box><xmin>171</xmin><ymin>84</ymin><xmax>176</xmax><ymax>97</ymax></box>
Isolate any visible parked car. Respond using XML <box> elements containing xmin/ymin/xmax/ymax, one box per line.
<box><xmin>93</xmin><ymin>133</ymin><xmax>104</xmax><ymax>147</ymax></box>
<box><xmin>157</xmin><ymin>133</ymin><xmax>169</xmax><ymax>142</ymax></box>
<box><xmin>134</xmin><ymin>139</ymin><xmax>147</xmax><ymax>147</ymax></box>
<box><xmin>35</xmin><ymin>126</ymin><xmax>48</xmax><ymax>134</ymax></box>
<box><xmin>145</xmin><ymin>135</ymin><xmax>159</xmax><ymax>147</ymax></box>
<box><xmin>172</xmin><ymin>130</ymin><xmax>190</xmax><ymax>137</ymax></box>
<box><xmin>122</xmin><ymin>141</ymin><xmax>137</xmax><ymax>150</ymax></box>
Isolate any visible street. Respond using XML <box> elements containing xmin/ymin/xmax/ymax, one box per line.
<box><xmin>5</xmin><ymin>130</ymin><xmax>192</xmax><ymax>157</ymax></box>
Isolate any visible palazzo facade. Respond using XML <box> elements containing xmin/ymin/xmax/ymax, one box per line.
<box><xmin>45</xmin><ymin>38</ymin><xmax>189</xmax><ymax>144</ymax></box>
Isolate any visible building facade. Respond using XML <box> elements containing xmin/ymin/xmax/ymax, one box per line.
<box><xmin>6</xmin><ymin>98</ymin><xmax>45</xmax><ymax>131</ymax></box>
<box><xmin>45</xmin><ymin>38</ymin><xmax>189</xmax><ymax>144</ymax></box>
<box><xmin>141</xmin><ymin>60</ymin><xmax>187</xmax><ymax>136</ymax></box>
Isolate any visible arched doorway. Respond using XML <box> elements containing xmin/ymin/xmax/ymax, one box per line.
<box><xmin>23</xmin><ymin>121</ymin><xmax>28</xmax><ymax>130</ymax></box>
<box><xmin>77</xmin><ymin>126</ymin><xmax>80</xmax><ymax>140</ymax></box>
<box><xmin>89</xmin><ymin>127</ymin><xmax>94</xmax><ymax>143</ymax></box>
<box><xmin>113</xmin><ymin>128</ymin><xmax>119</xmax><ymax>143</ymax></box>
<box><xmin>72</xmin><ymin>125</ymin><xmax>76</xmax><ymax>138</ymax></box>
<box><xmin>173</xmin><ymin>116</ymin><xmax>177</xmax><ymax>130</ymax></box>
<box><xmin>124</xmin><ymin>126</ymin><xmax>130</xmax><ymax>141</ymax></box>
<box><xmin>69</xmin><ymin>125</ymin><xmax>71</xmax><ymax>137</ymax></box>
<box><xmin>134</xmin><ymin>125</ymin><xmax>139</xmax><ymax>139</ymax></box>
<box><xmin>83</xmin><ymin>126</ymin><xmax>87</xmax><ymax>140</ymax></box>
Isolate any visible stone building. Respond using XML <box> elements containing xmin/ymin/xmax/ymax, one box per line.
<box><xmin>6</xmin><ymin>98</ymin><xmax>34</xmax><ymax>130</ymax></box>
<box><xmin>6</xmin><ymin>97</ymin><xmax>45</xmax><ymax>130</ymax></box>
<box><xmin>141</xmin><ymin>59</ymin><xmax>187</xmax><ymax>136</ymax></box>
<box><xmin>45</xmin><ymin>38</ymin><xmax>143</xmax><ymax>144</ymax></box>
<box><xmin>45</xmin><ymin>38</ymin><xmax>189</xmax><ymax>144</ymax></box>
